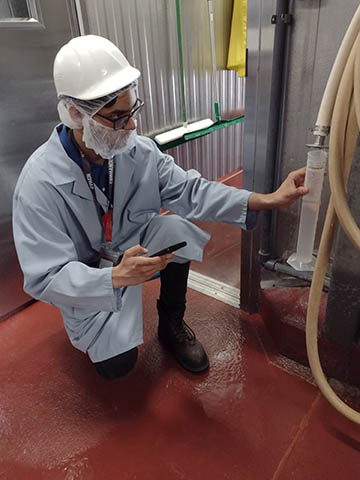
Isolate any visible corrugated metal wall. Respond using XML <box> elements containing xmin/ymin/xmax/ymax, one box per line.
<box><xmin>80</xmin><ymin>0</ymin><xmax>245</xmax><ymax>180</ymax></box>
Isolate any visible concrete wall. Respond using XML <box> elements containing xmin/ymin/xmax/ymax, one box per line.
<box><xmin>272</xmin><ymin>0</ymin><xmax>360</xmax><ymax>345</ymax></box>
<box><xmin>273</xmin><ymin>0</ymin><xmax>359</xmax><ymax>260</ymax></box>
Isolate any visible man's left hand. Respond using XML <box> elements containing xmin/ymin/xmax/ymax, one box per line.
<box><xmin>248</xmin><ymin>167</ymin><xmax>309</xmax><ymax>211</ymax></box>
<box><xmin>270</xmin><ymin>167</ymin><xmax>309</xmax><ymax>208</ymax></box>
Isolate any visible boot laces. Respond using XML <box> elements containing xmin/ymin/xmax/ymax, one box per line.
<box><xmin>172</xmin><ymin>320</ymin><xmax>196</xmax><ymax>345</ymax></box>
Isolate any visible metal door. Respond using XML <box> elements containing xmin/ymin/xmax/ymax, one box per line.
<box><xmin>0</xmin><ymin>0</ymin><xmax>77</xmax><ymax>319</ymax></box>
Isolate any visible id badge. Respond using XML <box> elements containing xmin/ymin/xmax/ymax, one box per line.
<box><xmin>98</xmin><ymin>245</ymin><xmax>123</xmax><ymax>269</ymax></box>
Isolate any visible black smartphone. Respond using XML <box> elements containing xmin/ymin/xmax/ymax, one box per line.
<box><xmin>149</xmin><ymin>241</ymin><xmax>187</xmax><ymax>257</ymax></box>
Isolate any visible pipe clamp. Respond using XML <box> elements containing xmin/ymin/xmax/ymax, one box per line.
<box><xmin>271</xmin><ymin>14</ymin><xmax>293</xmax><ymax>25</ymax></box>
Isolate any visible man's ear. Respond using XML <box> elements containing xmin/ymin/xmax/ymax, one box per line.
<box><xmin>68</xmin><ymin>105</ymin><xmax>83</xmax><ymax>124</ymax></box>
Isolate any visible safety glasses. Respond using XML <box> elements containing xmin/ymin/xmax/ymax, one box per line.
<box><xmin>95</xmin><ymin>98</ymin><xmax>144</xmax><ymax>130</ymax></box>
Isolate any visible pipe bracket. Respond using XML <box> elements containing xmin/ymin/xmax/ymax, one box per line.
<box><xmin>271</xmin><ymin>14</ymin><xmax>293</xmax><ymax>25</ymax></box>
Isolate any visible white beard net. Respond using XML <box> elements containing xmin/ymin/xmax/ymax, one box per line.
<box><xmin>82</xmin><ymin>115</ymin><xmax>138</xmax><ymax>158</ymax></box>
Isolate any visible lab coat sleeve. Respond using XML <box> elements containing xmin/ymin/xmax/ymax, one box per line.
<box><xmin>13</xmin><ymin>196</ymin><xmax>123</xmax><ymax>311</ymax></box>
<box><xmin>156</xmin><ymin>149</ymin><xmax>258</xmax><ymax>229</ymax></box>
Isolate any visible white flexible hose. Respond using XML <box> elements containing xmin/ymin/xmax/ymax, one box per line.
<box><xmin>315</xmin><ymin>4</ymin><xmax>360</xmax><ymax>133</ymax></box>
<box><xmin>306</xmin><ymin>30</ymin><xmax>360</xmax><ymax>423</ymax></box>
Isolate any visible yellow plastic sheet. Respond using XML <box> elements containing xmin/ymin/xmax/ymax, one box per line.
<box><xmin>227</xmin><ymin>0</ymin><xmax>247</xmax><ymax>77</ymax></box>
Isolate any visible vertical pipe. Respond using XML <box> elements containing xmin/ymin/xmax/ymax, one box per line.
<box><xmin>73</xmin><ymin>0</ymin><xmax>86</xmax><ymax>35</ymax></box>
<box><xmin>207</xmin><ymin>0</ymin><xmax>221</xmax><ymax>121</ymax></box>
<box><xmin>259</xmin><ymin>0</ymin><xmax>291</xmax><ymax>263</ymax></box>
<box><xmin>175</xmin><ymin>0</ymin><xmax>187</xmax><ymax>126</ymax></box>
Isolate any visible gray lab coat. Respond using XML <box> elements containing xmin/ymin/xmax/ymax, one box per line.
<box><xmin>13</xmin><ymin>126</ymin><xmax>256</xmax><ymax>362</ymax></box>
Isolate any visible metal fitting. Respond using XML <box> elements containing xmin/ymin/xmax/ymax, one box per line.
<box><xmin>306</xmin><ymin>134</ymin><xmax>329</xmax><ymax>150</ymax></box>
<box><xmin>313</xmin><ymin>125</ymin><xmax>330</xmax><ymax>137</ymax></box>
<box><xmin>271</xmin><ymin>14</ymin><xmax>293</xmax><ymax>25</ymax></box>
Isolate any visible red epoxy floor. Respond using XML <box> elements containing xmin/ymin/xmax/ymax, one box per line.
<box><xmin>190</xmin><ymin>168</ymin><xmax>243</xmax><ymax>288</ymax></box>
<box><xmin>191</xmin><ymin>220</ymin><xmax>242</xmax><ymax>288</ymax></box>
<box><xmin>1</xmin><ymin>282</ymin><xmax>360</xmax><ymax>479</ymax></box>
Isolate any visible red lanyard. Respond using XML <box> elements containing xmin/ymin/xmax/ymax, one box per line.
<box><xmin>70</xmin><ymin>130</ymin><xmax>115</xmax><ymax>243</ymax></box>
<box><xmin>102</xmin><ymin>210</ymin><xmax>112</xmax><ymax>242</ymax></box>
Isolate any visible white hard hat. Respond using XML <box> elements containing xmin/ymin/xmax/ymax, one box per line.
<box><xmin>53</xmin><ymin>35</ymin><xmax>140</xmax><ymax>100</ymax></box>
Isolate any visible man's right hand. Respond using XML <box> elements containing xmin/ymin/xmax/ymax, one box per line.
<box><xmin>112</xmin><ymin>244</ymin><xmax>173</xmax><ymax>288</ymax></box>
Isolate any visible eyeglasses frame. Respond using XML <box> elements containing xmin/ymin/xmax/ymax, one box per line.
<box><xmin>95</xmin><ymin>98</ymin><xmax>144</xmax><ymax>130</ymax></box>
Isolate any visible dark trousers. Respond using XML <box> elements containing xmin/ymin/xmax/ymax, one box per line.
<box><xmin>93</xmin><ymin>261</ymin><xmax>190</xmax><ymax>380</ymax></box>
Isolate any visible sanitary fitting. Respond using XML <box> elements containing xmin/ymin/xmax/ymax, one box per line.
<box><xmin>306</xmin><ymin>133</ymin><xmax>329</xmax><ymax>150</ymax></box>
<box><xmin>313</xmin><ymin>125</ymin><xmax>330</xmax><ymax>137</ymax></box>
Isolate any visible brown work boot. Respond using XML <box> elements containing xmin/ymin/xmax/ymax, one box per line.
<box><xmin>157</xmin><ymin>300</ymin><xmax>209</xmax><ymax>373</ymax></box>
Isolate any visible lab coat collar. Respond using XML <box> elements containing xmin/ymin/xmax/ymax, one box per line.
<box><xmin>46</xmin><ymin>126</ymin><xmax>137</xmax><ymax>202</ymax></box>
<box><xmin>44</xmin><ymin>126</ymin><xmax>92</xmax><ymax>201</ymax></box>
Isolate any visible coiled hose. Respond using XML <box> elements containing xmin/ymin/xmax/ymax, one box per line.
<box><xmin>306</xmin><ymin>18</ymin><xmax>360</xmax><ymax>423</ymax></box>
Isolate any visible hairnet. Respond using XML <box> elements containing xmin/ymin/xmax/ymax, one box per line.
<box><xmin>57</xmin><ymin>80</ymin><xmax>138</xmax><ymax>129</ymax></box>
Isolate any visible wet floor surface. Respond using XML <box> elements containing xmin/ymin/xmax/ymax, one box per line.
<box><xmin>191</xmin><ymin>220</ymin><xmax>242</xmax><ymax>288</ymax></box>
<box><xmin>190</xmin><ymin>168</ymin><xmax>243</xmax><ymax>288</ymax></box>
<box><xmin>1</xmin><ymin>281</ymin><xmax>360</xmax><ymax>479</ymax></box>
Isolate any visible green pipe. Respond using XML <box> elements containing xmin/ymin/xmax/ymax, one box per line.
<box><xmin>175</xmin><ymin>0</ymin><xmax>187</xmax><ymax>125</ymax></box>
